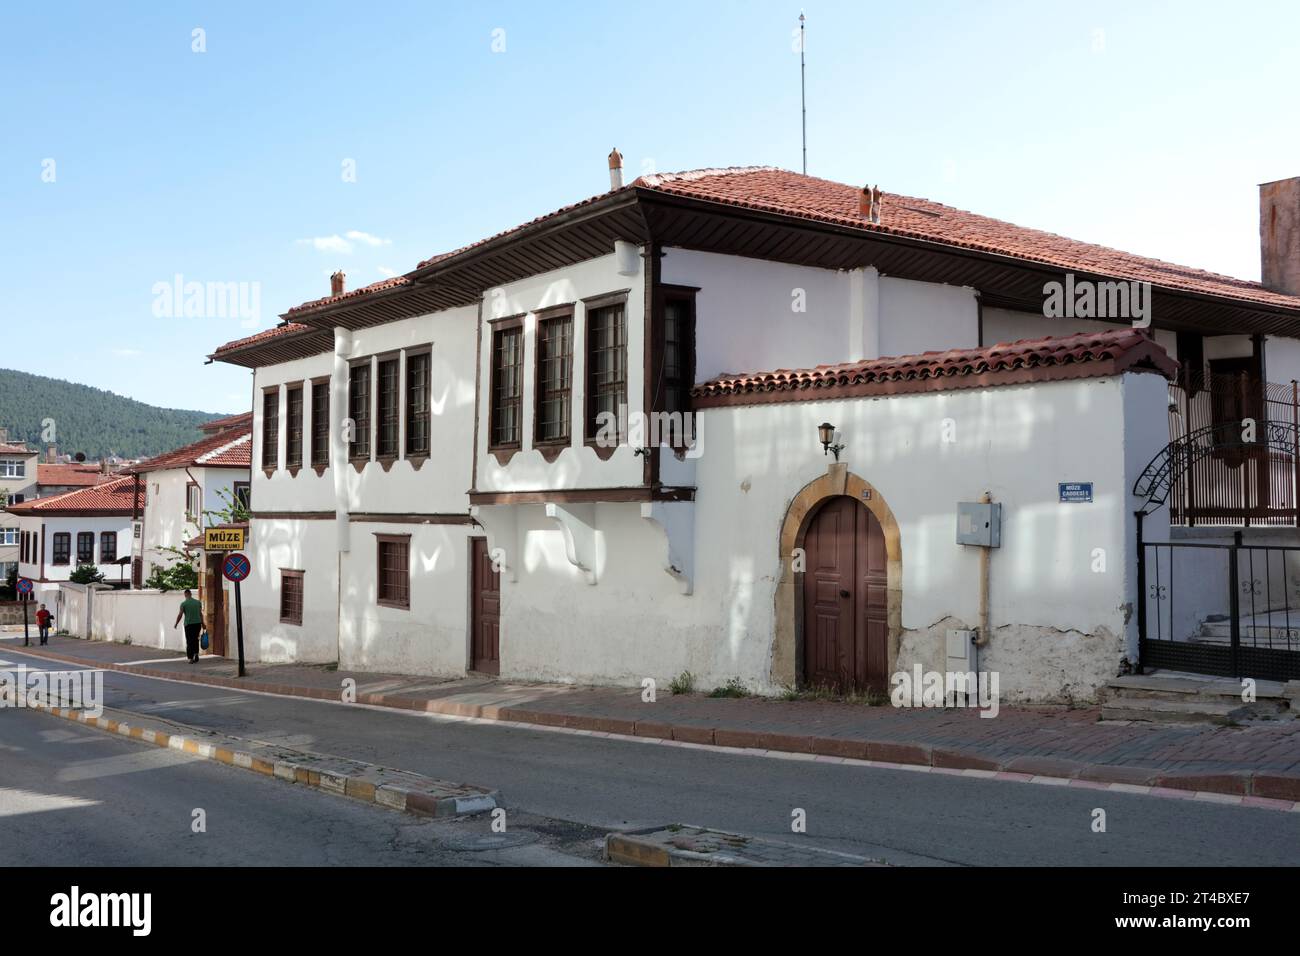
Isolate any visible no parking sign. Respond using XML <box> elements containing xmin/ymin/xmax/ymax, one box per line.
<box><xmin>220</xmin><ymin>553</ymin><xmax>249</xmax><ymax>676</ymax></box>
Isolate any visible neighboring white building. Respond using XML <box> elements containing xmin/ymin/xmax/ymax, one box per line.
<box><xmin>0</xmin><ymin>441</ymin><xmax>41</xmax><ymax>584</ymax></box>
<box><xmin>129</xmin><ymin>412</ymin><xmax>252</xmax><ymax>587</ymax></box>
<box><xmin>8</xmin><ymin>476</ymin><xmax>140</xmax><ymax>598</ymax></box>
<box><xmin>205</xmin><ymin>160</ymin><xmax>1300</xmax><ymax>700</ymax></box>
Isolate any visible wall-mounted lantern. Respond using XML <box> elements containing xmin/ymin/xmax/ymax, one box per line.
<box><xmin>818</xmin><ymin>422</ymin><xmax>845</xmax><ymax>460</ymax></box>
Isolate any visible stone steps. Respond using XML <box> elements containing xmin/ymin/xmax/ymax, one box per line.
<box><xmin>1101</xmin><ymin>673</ymin><xmax>1293</xmax><ymax>723</ymax></box>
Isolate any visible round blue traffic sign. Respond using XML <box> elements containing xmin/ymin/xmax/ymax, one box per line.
<box><xmin>222</xmin><ymin>552</ymin><xmax>251</xmax><ymax>582</ymax></box>
<box><xmin>16</xmin><ymin>577</ymin><xmax>33</xmax><ymax>595</ymax></box>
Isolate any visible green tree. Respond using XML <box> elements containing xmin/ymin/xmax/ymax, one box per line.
<box><xmin>69</xmin><ymin>564</ymin><xmax>105</xmax><ymax>584</ymax></box>
<box><xmin>144</xmin><ymin>558</ymin><xmax>199</xmax><ymax>592</ymax></box>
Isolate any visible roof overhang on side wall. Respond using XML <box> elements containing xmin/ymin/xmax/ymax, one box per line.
<box><xmin>692</xmin><ymin>328</ymin><xmax>1179</xmax><ymax>410</ymax></box>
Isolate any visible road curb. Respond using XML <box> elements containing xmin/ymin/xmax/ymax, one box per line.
<box><xmin>31</xmin><ymin>697</ymin><xmax>501</xmax><ymax>820</ymax></box>
<box><xmin>13</xmin><ymin>642</ymin><xmax>1300</xmax><ymax>807</ymax></box>
<box><xmin>605</xmin><ymin>825</ymin><xmax>885</xmax><ymax>867</ymax></box>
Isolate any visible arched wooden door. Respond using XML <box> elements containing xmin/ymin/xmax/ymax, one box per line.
<box><xmin>802</xmin><ymin>495</ymin><xmax>888</xmax><ymax>693</ymax></box>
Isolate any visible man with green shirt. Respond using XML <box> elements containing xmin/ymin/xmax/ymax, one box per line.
<box><xmin>173</xmin><ymin>589</ymin><xmax>206</xmax><ymax>663</ymax></box>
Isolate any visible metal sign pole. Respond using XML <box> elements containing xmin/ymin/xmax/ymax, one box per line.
<box><xmin>22</xmin><ymin>593</ymin><xmax>29</xmax><ymax>646</ymax></box>
<box><xmin>235</xmin><ymin>578</ymin><xmax>246</xmax><ymax>678</ymax></box>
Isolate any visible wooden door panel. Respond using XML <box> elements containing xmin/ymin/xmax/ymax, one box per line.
<box><xmin>471</xmin><ymin>538</ymin><xmax>500</xmax><ymax>675</ymax></box>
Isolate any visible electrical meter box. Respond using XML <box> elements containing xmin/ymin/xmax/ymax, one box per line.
<box><xmin>956</xmin><ymin>502</ymin><xmax>1001</xmax><ymax>547</ymax></box>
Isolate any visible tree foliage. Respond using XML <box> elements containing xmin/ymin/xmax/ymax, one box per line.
<box><xmin>0</xmin><ymin>368</ymin><xmax>226</xmax><ymax>459</ymax></box>
<box><xmin>69</xmin><ymin>564</ymin><xmax>105</xmax><ymax>584</ymax></box>
<box><xmin>144</xmin><ymin>558</ymin><xmax>199</xmax><ymax>592</ymax></box>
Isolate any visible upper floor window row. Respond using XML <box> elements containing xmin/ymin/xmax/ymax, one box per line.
<box><xmin>487</xmin><ymin>288</ymin><xmax>695</xmax><ymax>457</ymax></box>
<box><xmin>0</xmin><ymin>459</ymin><xmax>26</xmax><ymax>478</ymax></box>
<box><xmin>346</xmin><ymin>348</ymin><xmax>434</xmax><ymax>466</ymax></box>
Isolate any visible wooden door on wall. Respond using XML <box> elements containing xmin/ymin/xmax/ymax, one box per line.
<box><xmin>803</xmin><ymin>495</ymin><xmax>888</xmax><ymax>693</ymax></box>
<box><xmin>470</xmin><ymin>538</ymin><xmax>500</xmax><ymax>675</ymax></box>
<box><xmin>204</xmin><ymin>556</ymin><xmax>228</xmax><ymax>657</ymax></box>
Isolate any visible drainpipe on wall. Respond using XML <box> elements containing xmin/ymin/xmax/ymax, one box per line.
<box><xmin>974</xmin><ymin>491</ymin><xmax>993</xmax><ymax>655</ymax></box>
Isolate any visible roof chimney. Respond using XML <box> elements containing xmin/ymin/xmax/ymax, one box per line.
<box><xmin>608</xmin><ymin>148</ymin><xmax>624</xmax><ymax>190</ymax></box>
<box><xmin>1261</xmin><ymin>177</ymin><xmax>1300</xmax><ymax>296</ymax></box>
<box><xmin>859</xmin><ymin>185</ymin><xmax>881</xmax><ymax>225</ymax></box>
<box><xmin>46</xmin><ymin>443</ymin><xmax>57</xmax><ymax>463</ymax></box>
<box><xmin>330</xmin><ymin>270</ymin><xmax>346</xmax><ymax>297</ymax></box>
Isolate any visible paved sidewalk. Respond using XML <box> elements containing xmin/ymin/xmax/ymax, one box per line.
<box><xmin>7</xmin><ymin>631</ymin><xmax>1300</xmax><ymax>801</ymax></box>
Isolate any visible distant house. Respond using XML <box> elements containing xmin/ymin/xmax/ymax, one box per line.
<box><xmin>8</xmin><ymin>476</ymin><xmax>142</xmax><ymax>595</ymax></box>
<box><xmin>127</xmin><ymin>412</ymin><xmax>252</xmax><ymax>588</ymax></box>
<box><xmin>36</xmin><ymin>461</ymin><xmax>119</xmax><ymax>498</ymax></box>
<box><xmin>0</xmin><ymin>440</ymin><xmax>40</xmax><ymax>584</ymax></box>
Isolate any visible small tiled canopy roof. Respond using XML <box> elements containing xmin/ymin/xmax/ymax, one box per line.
<box><xmin>0</xmin><ymin>442</ymin><xmax>34</xmax><ymax>455</ymax></box>
<box><xmin>129</xmin><ymin>415</ymin><xmax>253</xmax><ymax>472</ymax></box>
<box><xmin>5</xmin><ymin>475</ymin><xmax>142</xmax><ymax>516</ymax></box>
<box><xmin>691</xmin><ymin>328</ymin><xmax>1178</xmax><ymax>408</ymax></box>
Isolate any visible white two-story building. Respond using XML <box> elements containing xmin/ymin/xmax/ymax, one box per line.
<box><xmin>208</xmin><ymin>157</ymin><xmax>1300</xmax><ymax>700</ymax></box>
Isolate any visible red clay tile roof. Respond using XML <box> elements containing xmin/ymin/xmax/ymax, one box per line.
<box><xmin>130</xmin><ymin>419</ymin><xmax>252</xmax><ymax>473</ymax></box>
<box><xmin>0</xmin><ymin>443</ymin><xmax>34</xmax><ymax>455</ymax></box>
<box><xmin>5</xmin><ymin>475</ymin><xmax>142</xmax><ymax>516</ymax></box>
<box><xmin>200</xmin><ymin>410</ymin><xmax>255</xmax><ymax>433</ymax></box>
<box><xmin>691</xmin><ymin>328</ymin><xmax>1178</xmax><ymax>408</ymax></box>
<box><xmin>210</xmin><ymin>323</ymin><xmax>316</xmax><ymax>356</ymax></box>
<box><xmin>283</xmin><ymin>276</ymin><xmax>412</xmax><ymax>317</ymax></box>
<box><xmin>636</xmin><ymin>168</ymin><xmax>1300</xmax><ymax>310</ymax></box>
<box><xmin>227</xmin><ymin>165</ymin><xmax>1300</xmax><ymax>355</ymax></box>
<box><xmin>37</xmin><ymin>463</ymin><xmax>110</xmax><ymax>488</ymax></box>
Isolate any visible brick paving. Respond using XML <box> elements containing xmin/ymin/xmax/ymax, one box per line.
<box><xmin>6</xmin><ymin>631</ymin><xmax>1300</xmax><ymax>800</ymax></box>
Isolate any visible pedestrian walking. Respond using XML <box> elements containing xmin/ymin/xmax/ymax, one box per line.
<box><xmin>36</xmin><ymin>604</ymin><xmax>53</xmax><ymax>645</ymax></box>
<box><xmin>173</xmin><ymin>589</ymin><xmax>205</xmax><ymax>663</ymax></box>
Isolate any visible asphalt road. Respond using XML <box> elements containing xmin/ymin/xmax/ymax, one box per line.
<box><xmin>3</xmin><ymin>641</ymin><xmax>1298</xmax><ymax>866</ymax></box>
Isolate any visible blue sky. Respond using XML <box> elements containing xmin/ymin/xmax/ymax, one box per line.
<box><xmin>3</xmin><ymin>0</ymin><xmax>1298</xmax><ymax>413</ymax></box>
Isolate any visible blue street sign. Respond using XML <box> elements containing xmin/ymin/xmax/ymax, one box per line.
<box><xmin>1059</xmin><ymin>482</ymin><xmax>1094</xmax><ymax>503</ymax></box>
<box><xmin>16</xmin><ymin>577</ymin><xmax>33</xmax><ymax>595</ymax></box>
<box><xmin>222</xmin><ymin>552</ymin><xmax>251</xmax><ymax>582</ymax></box>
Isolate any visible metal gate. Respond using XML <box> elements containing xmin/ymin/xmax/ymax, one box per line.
<box><xmin>1134</xmin><ymin>420</ymin><xmax>1300</xmax><ymax>680</ymax></box>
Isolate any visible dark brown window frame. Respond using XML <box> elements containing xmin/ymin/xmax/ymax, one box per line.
<box><xmin>583</xmin><ymin>292</ymin><xmax>630</xmax><ymax>450</ymax></box>
<box><xmin>185</xmin><ymin>481</ymin><xmax>201</xmax><ymax>521</ymax></box>
<box><xmin>100</xmin><ymin>531</ymin><xmax>117</xmax><ymax>564</ymax></box>
<box><xmin>310</xmin><ymin>377</ymin><xmax>330</xmax><ymax>472</ymax></box>
<box><xmin>534</xmin><ymin>308</ymin><xmax>574</xmax><ymax>450</ymax></box>
<box><xmin>348</xmin><ymin>360</ymin><xmax>372</xmax><ymax>464</ymax></box>
<box><xmin>261</xmin><ymin>387</ymin><xmax>280</xmax><ymax>474</ymax></box>
<box><xmin>233</xmin><ymin>481</ymin><xmax>251</xmax><ymax>510</ymax></box>
<box><xmin>279</xmin><ymin>568</ymin><xmax>305</xmax><ymax>625</ymax></box>
<box><xmin>76</xmin><ymin>531</ymin><xmax>94</xmax><ymax>565</ymax></box>
<box><xmin>489</xmin><ymin>317</ymin><xmax>525</xmax><ymax>456</ymax></box>
<box><xmin>376</xmin><ymin>354</ymin><xmax>401</xmax><ymax>461</ymax></box>
<box><xmin>404</xmin><ymin>348</ymin><xmax>432</xmax><ymax>460</ymax></box>
<box><xmin>375</xmin><ymin>533</ymin><xmax>411</xmax><ymax>609</ymax></box>
<box><xmin>52</xmin><ymin>532</ymin><xmax>70</xmax><ymax>566</ymax></box>
<box><xmin>286</xmin><ymin>382</ymin><xmax>304</xmax><ymax>472</ymax></box>
<box><xmin>657</xmin><ymin>287</ymin><xmax>697</xmax><ymax>435</ymax></box>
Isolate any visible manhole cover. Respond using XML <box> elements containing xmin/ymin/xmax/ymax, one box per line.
<box><xmin>440</xmin><ymin>831</ymin><xmax>538</xmax><ymax>852</ymax></box>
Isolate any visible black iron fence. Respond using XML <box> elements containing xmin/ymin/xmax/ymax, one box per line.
<box><xmin>1138</xmin><ymin>528</ymin><xmax>1300</xmax><ymax>681</ymax></box>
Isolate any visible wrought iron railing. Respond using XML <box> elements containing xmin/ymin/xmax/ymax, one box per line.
<box><xmin>1165</xmin><ymin>373</ymin><xmax>1300</xmax><ymax>526</ymax></box>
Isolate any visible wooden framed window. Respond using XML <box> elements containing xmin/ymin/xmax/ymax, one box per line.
<box><xmin>186</xmin><ymin>482</ymin><xmax>201</xmax><ymax>521</ymax></box>
<box><xmin>377</xmin><ymin>357</ymin><xmax>400</xmax><ymax>458</ymax></box>
<box><xmin>585</xmin><ymin>298</ymin><xmax>627</xmax><ymax>442</ymax></box>
<box><xmin>20</xmin><ymin>530</ymin><xmax>27</xmax><ymax>563</ymax></box>
<box><xmin>279</xmin><ymin>569</ymin><xmax>304</xmax><ymax>625</ymax></box>
<box><xmin>311</xmin><ymin>380</ymin><xmax>330</xmax><ymax>466</ymax></box>
<box><xmin>375</xmin><ymin>534</ymin><xmax>410</xmax><ymax>609</ymax></box>
<box><xmin>7</xmin><ymin>493</ymin><xmax>24</xmax><ymax>506</ymax></box>
<box><xmin>262</xmin><ymin>389</ymin><xmax>280</xmax><ymax>470</ymax></box>
<box><xmin>661</xmin><ymin>290</ymin><xmax>696</xmax><ymax>425</ymax></box>
<box><xmin>348</xmin><ymin>362</ymin><xmax>371</xmax><ymax>460</ymax></box>
<box><xmin>233</xmin><ymin>481</ymin><xmax>251</xmax><ymax>510</ymax></box>
<box><xmin>100</xmin><ymin>531</ymin><xmax>117</xmax><ymax>563</ymax></box>
<box><xmin>490</xmin><ymin>323</ymin><xmax>523</xmax><ymax>449</ymax></box>
<box><xmin>76</xmin><ymin>532</ymin><xmax>94</xmax><ymax>564</ymax></box>
<box><xmin>286</xmin><ymin>384</ymin><xmax>304</xmax><ymax>468</ymax></box>
<box><xmin>405</xmin><ymin>351</ymin><xmax>431</xmax><ymax>457</ymax></box>
<box><xmin>535</xmin><ymin>313</ymin><xmax>573</xmax><ymax>444</ymax></box>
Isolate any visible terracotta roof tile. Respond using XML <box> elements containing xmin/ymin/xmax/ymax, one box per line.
<box><xmin>210</xmin><ymin>323</ymin><xmax>316</xmax><ymax>356</ymax></box>
<box><xmin>0</xmin><ymin>443</ymin><xmax>34</xmax><ymax>455</ymax></box>
<box><xmin>5</xmin><ymin>475</ymin><xmax>142</xmax><ymax>516</ymax></box>
<box><xmin>131</xmin><ymin>418</ymin><xmax>253</xmax><ymax>472</ymax></box>
<box><xmin>283</xmin><ymin>276</ymin><xmax>412</xmax><ymax>317</ymax></box>
<box><xmin>37</xmin><ymin>463</ymin><xmax>111</xmax><ymax>488</ymax></box>
<box><xmin>635</xmin><ymin>168</ymin><xmax>1300</xmax><ymax>310</ymax></box>
<box><xmin>691</xmin><ymin>328</ymin><xmax>1178</xmax><ymax>407</ymax></box>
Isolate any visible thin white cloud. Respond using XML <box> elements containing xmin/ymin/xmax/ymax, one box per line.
<box><xmin>112</xmin><ymin>348</ymin><xmax>142</xmax><ymax>358</ymax></box>
<box><xmin>346</xmin><ymin>230</ymin><xmax>392</xmax><ymax>247</ymax></box>
<box><xmin>377</xmin><ymin>266</ymin><xmax>397</xmax><ymax>278</ymax></box>
<box><xmin>297</xmin><ymin>235</ymin><xmax>352</xmax><ymax>254</ymax></box>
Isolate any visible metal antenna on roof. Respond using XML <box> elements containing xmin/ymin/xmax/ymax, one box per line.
<box><xmin>799</xmin><ymin>11</ymin><xmax>807</xmax><ymax>175</ymax></box>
